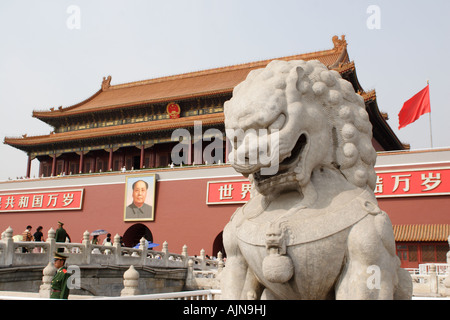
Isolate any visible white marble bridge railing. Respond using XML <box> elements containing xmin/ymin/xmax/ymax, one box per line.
<box><xmin>409</xmin><ymin>263</ymin><xmax>449</xmax><ymax>297</ymax></box>
<box><xmin>0</xmin><ymin>227</ymin><xmax>222</xmax><ymax>271</ymax></box>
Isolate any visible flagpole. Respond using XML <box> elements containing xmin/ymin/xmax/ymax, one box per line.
<box><xmin>427</xmin><ymin>80</ymin><xmax>433</xmax><ymax>149</ymax></box>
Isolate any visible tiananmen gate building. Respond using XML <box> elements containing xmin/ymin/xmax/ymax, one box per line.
<box><xmin>2</xmin><ymin>35</ymin><xmax>449</xmax><ymax>270</ymax></box>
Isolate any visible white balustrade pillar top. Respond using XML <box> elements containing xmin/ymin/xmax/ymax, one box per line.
<box><xmin>83</xmin><ymin>230</ymin><xmax>90</xmax><ymax>242</ymax></box>
<box><xmin>4</xmin><ymin>227</ymin><xmax>13</xmax><ymax>240</ymax></box>
<box><xmin>182</xmin><ymin>244</ymin><xmax>188</xmax><ymax>257</ymax></box>
<box><xmin>47</xmin><ymin>228</ymin><xmax>55</xmax><ymax>240</ymax></box>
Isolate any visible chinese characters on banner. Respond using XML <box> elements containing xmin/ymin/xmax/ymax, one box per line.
<box><xmin>206</xmin><ymin>168</ymin><xmax>450</xmax><ymax>204</ymax></box>
<box><xmin>206</xmin><ymin>180</ymin><xmax>252</xmax><ymax>204</ymax></box>
<box><xmin>374</xmin><ymin>168</ymin><xmax>449</xmax><ymax>198</ymax></box>
<box><xmin>0</xmin><ymin>189</ymin><xmax>84</xmax><ymax>212</ymax></box>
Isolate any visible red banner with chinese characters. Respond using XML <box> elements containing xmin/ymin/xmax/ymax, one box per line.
<box><xmin>374</xmin><ymin>168</ymin><xmax>450</xmax><ymax>198</ymax></box>
<box><xmin>206</xmin><ymin>180</ymin><xmax>252</xmax><ymax>204</ymax></box>
<box><xmin>206</xmin><ymin>168</ymin><xmax>450</xmax><ymax>204</ymax></box>
<box><xmin>0</xmin><ymin>189</ymin><xmax>84</xmax><ymax>212</ymax></box>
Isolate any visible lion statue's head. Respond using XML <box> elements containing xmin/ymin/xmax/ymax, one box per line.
<box><xmin>224</xmin><ymin>59</ymin><xmax>377</xmax><ymax>198</ymax></box>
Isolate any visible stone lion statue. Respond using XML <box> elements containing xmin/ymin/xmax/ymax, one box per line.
<box><xmin>221</xmin><ymin>59</ymin><xmax>412</xmax><ymax>300</ymax></box>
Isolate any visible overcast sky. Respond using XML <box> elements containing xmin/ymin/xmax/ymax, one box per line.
<box><xmin>0</xmin><ymin>0</ymin><xmax>449</xmax><ymax>181</ymax></box>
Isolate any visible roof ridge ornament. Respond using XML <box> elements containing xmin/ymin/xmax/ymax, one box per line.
<box><xmin>332</xmin><ymin>35</ymin><xmax>347</xmax><ymax>49</ymax></box>
<box><xmin>102</xmin><ymin>75</ymin><xmax>112</xmax><ymax>91</ymax></box>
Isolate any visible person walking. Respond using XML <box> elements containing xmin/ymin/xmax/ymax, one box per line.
<box><xmin>33</xmin><ymin>226</ymin><xmax>44</xmax><ymax>241</ymax></box>
<box><xmin>33</xmin><ymin>226</ymin><xmax>45</xmax><ymax>253</ymax></box>
<box><xmin>21</xmin><ymin>225</ymin><xmax>32</xmax><ymax>253</ymax></box>
<box><xmin>102</xmin><ymin>233</ymin><xmax>112</xmax><ymax>245</ymax></box>
<box><xmin>55</xmin><ymin>221</ymin><xmax>71</xmax><ymax>253</ymax></box>
<box><xmin>103</xmin><ymin>235</ymin><xmax>113</xmax><ymax>255</ymax></box>
<box><xmin>22</xmin><ymin>225</ymin><xmax>33</xmax><ymax>241</ymax></box>
<box><xmin>91</xmin><ymin>235</ymin><xmax>99</xmax><ymax>244</ymax></box>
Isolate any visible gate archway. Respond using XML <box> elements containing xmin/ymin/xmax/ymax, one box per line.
<box><xmin>212</xmin><ymin>231</ymin><xmax>226</xmax><ymax>258</ymax></box>
<box><xmin>122</xmin><ymin>223</ymin><xmax>153</xmax><ymax>247</ymax></box>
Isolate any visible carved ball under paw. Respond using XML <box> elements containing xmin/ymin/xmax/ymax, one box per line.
<box><xmin>262</xmin><ymin>253</ymin><xmax>294</xmax><ymax>283</ymax></box>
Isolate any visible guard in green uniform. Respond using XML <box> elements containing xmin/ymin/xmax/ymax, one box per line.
<box><xmin>50</xmin><ymin>252</ymin><xmax>71</xmax><ymax>299</ymax></box>
<box><xmin>55</xmin><ymin>222</ymin><xmax>71</xmax><ymax>253</ymax></box>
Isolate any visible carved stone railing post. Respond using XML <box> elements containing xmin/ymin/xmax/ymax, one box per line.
<box><xmin>39</xmin><ymin>261</ymin><xmax>57</xmax><ymax>298</ymax></box>
<box><xmin>82</xmin><ymin>230</ymin><xmax>91</xmax><ymax>265</ymax></box>
<box><xmin>114</xmin><ymin>234</ymin><xmax>122</xmax><ymax>264</ymax></box>
<box><xmin>429</xmin><ymin>264</ymin><xmax>438</xmax><ymax>295</ymax></box>
<box><xmin>182</xmin><ymin>244</ymin><xmax>188</xmax><ymax>266</ymax></box>
<box><xmin>46</xmin><ymin>228</ymin><xmax>56</xmax><ymax>263</ymax></box>
<box><xmin>121</xmin><ymin>265</ymin><xmax>140</xmax><ymax>296</ymax></box>
<box><xmin>217</xmin><ymin>251</ymin><xmax>224</xmax><ymax>273</ymax></box>
<box><xmin>185</xmin><ymin>258</ymin><xmax>196</xmax><ymax>290</ymax></box>
<box><xmin>200</xmin><ymin>248</ymin><xmax>206</xmax><ymax>260</ymax></box>
<box><xmin>139</xmin><ymin>237</ymin><xmax>147</xmax><ymax>265</ymax></box>
<box><xmin>162</xmin><ymin>241</ymin><xmax>168</xmax><ymax>264</ymax></box>
<box><xmin>200</xmin><ymin>248</ymin><xmax>206</xmax><ymax>269</ymax></box>
<box><xmin>3</xmin><ymin>227</ymin><xmax>14</xmax><ymax>266</ymax></box>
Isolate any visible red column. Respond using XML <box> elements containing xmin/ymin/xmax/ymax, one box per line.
<box><xmin>64</xmin><ymin>159</ymin><xmax>69</xmax><ymax>175</ymax></box>
<box><xmin>150</xmin><ymin>147</ymin><xmax>156</xmax><ymax>168</ymax></box>
<box><xmin>108</xmin><ymin>148</ymin><xmax>113</xmax><ymax>171</ymax></box>
<box><xmin>26</xmin><ymin>155</ymin><xmax>32</xmax><ymax>178</ymax></box>
<box><xmin>140</xmin><ymin>145</ymin><xmax>145</xmax><ymax>169</ymax></box>
<box><xmin>51</xmin><ymin>155</ymin><xmax>56</xmax><ymax>176</ymax></box>
<box><xmin>79</xmin><ymin>152</ymin><xmax>84</xmax><ymax>174</ymax></box>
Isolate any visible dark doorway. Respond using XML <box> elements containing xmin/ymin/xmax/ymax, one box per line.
<box><xmin>133</xmin><ymin>156</ymin><xmax>141</xmax><ymax>170</ymax></box>
<box><xmin>122</xmin><ymin>223</ymin><xmax>153</xmax><ymax>247</ymax></box>
<box><xmin>212</xmin><ymin>231</ymin><xmax>226</xmax><ymax>258</ymax></box>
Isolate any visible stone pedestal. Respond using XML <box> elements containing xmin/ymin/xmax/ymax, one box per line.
<box><xmin>39</xmin><ymin>262</ymin><xmax>56</xmax><ymax>298</ymax></box>
<box><xmin>120</xmin><ymin>265</ymin><xmax>140</xmax><ymax>296</ymax></box>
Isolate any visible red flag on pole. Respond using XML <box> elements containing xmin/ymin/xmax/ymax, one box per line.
<box><xmin>398</xmin><ymin>84</ymin><xmax>431</xmax><ymax>129</ymax></box>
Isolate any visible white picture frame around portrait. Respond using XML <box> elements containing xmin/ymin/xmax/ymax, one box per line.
<box><xmin>123</xmin><ymin>174</ymin><xmax>156</xmax><ymax>221</ymax></box>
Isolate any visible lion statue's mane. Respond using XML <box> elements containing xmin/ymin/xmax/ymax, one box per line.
<box><xmin>225</xmin><ymin>59</ymin><xmax>377</xmax><ymax>194</ymax></box>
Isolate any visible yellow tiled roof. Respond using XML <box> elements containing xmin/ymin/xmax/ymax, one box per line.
<box><xmin>393</xmin><ymin>224</ymin><xmax>450</xmax><ymax>242</ymax></box>
<box><xmin>32</xmin><ymin>36</ymin><xmax>349</xmax><ymax>118</ymax></box>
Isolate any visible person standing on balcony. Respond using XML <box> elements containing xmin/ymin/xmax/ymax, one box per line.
<box><xmin>33</xmin><ymin>226</ymin><xmax>44</xmax><ymax>241</ymax></box>
<box><xmin>55</xmin><ymin>221</ymin><xmax>71</xmax><ymax>253</ymax></box>
<box><xmin>21</xmin><ymin>225</ymin><xmax>32</xmax><ymax>253</ymax></box>
<box><xmin>33</xmin><ymin>226</ymin><xmax>44</xmax><ymax>253</ymax></box>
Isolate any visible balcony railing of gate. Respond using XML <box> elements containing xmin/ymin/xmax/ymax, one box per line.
<box><xmin>0</xmin><ymin>226</ymin><xmax>196</xmax><ymax>269</ymax></box>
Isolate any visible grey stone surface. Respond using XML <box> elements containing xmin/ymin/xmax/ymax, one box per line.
<box><xmin>0</xmin><ymin>264</ymin><xmax>186</xmax><ymax>297</ymax></box>
<box><xmin>221</xmin><ymin>59</ymin><xmax>412</xmax><ymax>300</ymax></box>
